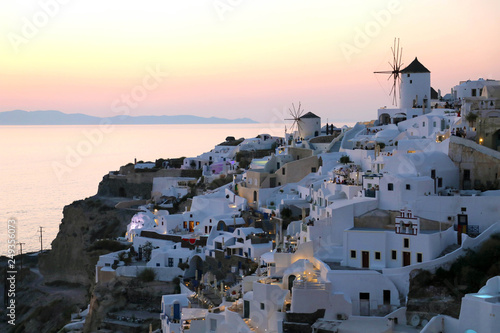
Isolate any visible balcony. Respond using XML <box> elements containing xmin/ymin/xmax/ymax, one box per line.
<box><xmin>292</xmin><ymin>280</ymin><xmax>326</xmax><ymax>290</ymax></box>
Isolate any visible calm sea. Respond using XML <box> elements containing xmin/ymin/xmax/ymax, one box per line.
<box><xmin>1</xmin><ymin>121</ymin><xmax>355</xmax><ymax>256</ymax></box>
<box><xmin>1</xmin><ymin>123</ymin><xmax>290</xmax><ymax>256</ymax></box>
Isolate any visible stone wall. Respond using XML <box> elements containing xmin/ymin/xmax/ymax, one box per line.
<box><xmin>448</xmin><ymin>136</ymin><xmax>500</xmax><ymax>190</ymax></box>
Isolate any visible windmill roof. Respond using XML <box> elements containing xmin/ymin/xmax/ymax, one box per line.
<box><xmin>401</xmin><ymin>57</ymin><xmax>430</xmax><ymax>73</ymax></box>
<box><xmin>431</xmin><ymin>87</ymin><xmax>438</xmax><ymax>99</ymax></box>
<box><xmin>300</xmin><ymin>112</ymin><xmax>320</xmax><ymax>119</ymax></box>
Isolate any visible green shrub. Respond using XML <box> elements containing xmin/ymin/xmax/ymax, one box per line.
<box><xmin>138</xmin><ymin>268</ymin><xmax>156</xmax><ymax>282</ymax></box>
<box><xmin>339</xmin><ymin>155</ymin><xmax>352</xmax><ymax>164</ymax></box>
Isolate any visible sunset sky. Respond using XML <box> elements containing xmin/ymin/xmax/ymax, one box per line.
<box><xmin>1</xmin><ymin>0</ymin><xmax>500</xmax><ymax>124</ymax></box>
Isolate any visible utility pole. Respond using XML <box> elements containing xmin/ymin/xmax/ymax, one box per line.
<box><xmin>18</xmin><ymin>242</ymin><xmax>25</xmax><ymax>274</ymax></box>
<box><xmin>39</xmin><ymin>226</ymin><xmax>45</xmax><ymax>253</ymax></box>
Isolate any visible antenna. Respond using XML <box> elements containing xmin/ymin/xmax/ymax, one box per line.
<box><xmin>284</xmin><ymin>102</ymin><xmax>305</xmax><ymax>140</ymax></box>
<box><xmin>374</xmin><ymin>38</ymin><xmax>404</xmax><ymax>106</ymax></box>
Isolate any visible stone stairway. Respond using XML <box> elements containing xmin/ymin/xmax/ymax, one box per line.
<box><xmin>243</xmin><ymin>318</ymin><xmax>258</xmax><ymax>332</ymax></box>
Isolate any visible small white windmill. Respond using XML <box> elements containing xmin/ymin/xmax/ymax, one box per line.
<box><xmin>285</xmin><ymin>102</ymin><xmax>305</xmax><ymax>141</ymax></box>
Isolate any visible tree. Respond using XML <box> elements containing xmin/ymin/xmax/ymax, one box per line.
<box><xmin>465</xmin><ymin>112</ymin><xmax>478</xmax><ymax>127</ymax></box>
<box><xmin>142</xmin><ymin>241</ymin><xmax>153</xmax><ymax>262</ymax></box>
<box><xmin>339</xmin><ymin>155</ymin><xmax>352</xmax><ymax>164</ymax></box>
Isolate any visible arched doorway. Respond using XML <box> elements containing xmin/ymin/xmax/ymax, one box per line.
<box><xmin>185</xmin><ymin>255</ymin><xmax>203</xmax><ymax>280</ymax></box>
<box><xmin>216</xmin><ymin>220</ymin><xmax>227</xmax><ymax>231</ymax></box>
<box><xmin>494</xmin><ymin>129</ymin><xmax>500</xmax><ymax>151</ymax></box>
<box><xmin>379</xmin><ymin>113</ymin><xmax>391</xmax><ymax>125</ymax></box>
<box><xmin>288</xmin><ymin>274</ymin><xmax>296</xmax><ymax>292</ymax></box>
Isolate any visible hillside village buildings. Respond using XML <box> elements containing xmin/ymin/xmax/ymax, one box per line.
<box><xmin>91</xmin><ymin>57</ymin><xmax>500</xmax><ymax>333</ymax></box>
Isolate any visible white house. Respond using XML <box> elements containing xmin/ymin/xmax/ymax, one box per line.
<box><xmin>152</xmin><ymin>177</ymin><xmax>197</xmax><ymax>202</ymax></box>
<box><xmin>343</xmin><ymin>208</ymin><xmax>456</xmax><ymax>269</ymax></box>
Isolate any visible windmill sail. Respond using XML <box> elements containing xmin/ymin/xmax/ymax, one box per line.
<box><xmin>285</xmin><ymin>102</ymin><xmax>305</xmax><ymax>140</ymax></box>
<box><xmin>374</xmin><ymin>38</ymin><xmax>404</xmax><ymax>106</ymax></box>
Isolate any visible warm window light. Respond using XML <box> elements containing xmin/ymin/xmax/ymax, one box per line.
<box><xmin>479</xmin><ymin>138</ymin><xmax>483</xmax><ymax>144</ymax></box>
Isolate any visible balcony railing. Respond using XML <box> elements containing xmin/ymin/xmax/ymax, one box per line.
<box><xmin>293</xmin><ymin>280</ymin><xmax>326</xmax><ymax>290</ymax></box>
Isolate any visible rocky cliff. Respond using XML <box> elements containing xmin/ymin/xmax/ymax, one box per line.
<box><xmin>39</xmin><ymin>197</ymin><xmax>135</xmax><ymax>287</ymax></box>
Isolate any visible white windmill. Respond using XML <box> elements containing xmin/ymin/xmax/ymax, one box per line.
<box><xmin>285</xmin><ymin>102</ymin><xmax>306</xmax><ymax>143</ymax></box>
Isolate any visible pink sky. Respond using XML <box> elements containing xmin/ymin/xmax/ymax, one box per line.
<box><xmin>1</xmin><ymin>0</ymin><xmax>499</xmax><ymax>124</ymax></box>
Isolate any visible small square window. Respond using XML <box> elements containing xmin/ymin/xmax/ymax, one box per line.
<box><xmin>375</xmin><ymin>252</ymin><xmax>381</xmax><ymax>260</ymax></box>
<box><xmin>350</xmin><ymin>250</ymin><xmax>357</xmax><ymax>259</ymax></box>
<box><xmin>388</xmin><ymin>183</ymin><xmax>394</xmax><ymax>191</ymax></box>
<box><xmin>391</xmin><ymin>250</ymin><xmax>397</xmax><ymax>260</ymax></box>
<box><xmin>406</xmin><ymin>184</ymin><xmax>411</xmax><ymax>190</ymax></box>
<box><xmin>403</xmin><ymin>238</ymin><xmax>410</xmax><ymax>248</ymax></box>
<box><xmin>417</xmin><ymin>253</ymin><xmax>423</xmax><ymax>263</ymax></box>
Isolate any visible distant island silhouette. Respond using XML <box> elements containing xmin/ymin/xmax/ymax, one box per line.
<box><xmin>0</xmin><ymin>110</ymin><xmax>258</xmax><ymax>125</ymax></box>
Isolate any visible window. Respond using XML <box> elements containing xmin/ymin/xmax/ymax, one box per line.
<box><xmin>183</xmin><ymin>221</ymin><xmax>187</xmax><ymax>229</ymax></box>
<box><xmin>431</xmin><ymin>169</ymin><xmax>436</xmax><ymax>179</ymax></box>
<box><xmin>282</xmin><ymin>168</ymin><xmax>286</xmax><ymax>175</ymax></box>
<box><xmin>409</xmin><ymin>80</ymin><xmax>412</xmax><ymax>84</ymax></box>
<box><xmin>156</xmin><ymin>263</ymin><xmax>160</xmax><ymax>267</ymax></box>
<box><xmin>406</xmin><ymin>184</ymin><xmax>411</xmax><ymax>190</ymax></box>
<box><xmin>179</xmin><ymin>258</ymin><xmax>183</xmax><ymax>264</ymax></box>
<box><xmin>391</xmin><ymin>250</ymin><xmax>397</xmax><ymax>260</ymax></box>
<box><xmin>407</xmin><ymin>74</ymin><xmax>410</xmax><ymax>77</ymax></box>
<box><xmin>403</xmin><ymin>238</ymin><xmax>409</xmax><ymax>248</ymax></box>
<box><xmin>311</xmin><ymin>167</ymin><xmax>317</xmax><ymax>173</ymax></box>
<box><xmin>417</xmin><ymin>253</ymin><xmax>423</xmax><ymax>263</ymax></box>
<box><xmin>433</xmin><ymin>121</ymin><xmax>436</xmax><ymax>127</ymax></box>
<box><xmin>388</xmin><ymin>183</ymin><xmax>394</xmax><ymax>191</ymax></box>
<box><xmin>350</xmin><ymin>250</ymin><xmax>357</xmax><ymax>259</ymax></box>
<box><xmin>168</xmin><ymin>258</ymin><xmax>174</xmax><ymax>267</ymax></box>
<box><xmin>422</xmin><ymin>122</ymin><xmax>425</xmax><ymax>127</ymax></box>
<box><xmin>260</xmin><ymin>303</ymin><xmax>265</xmax><ymax>310</ymax></box>
<box><xmin>437</xmin><ymin>178</ymin><xmax>443</xmax><ymax>188</ymax></box>
<box><xmin>471</xmin><ymin>89</ymin><xmax>477</xmax><ymax>97</ymax></box>
<box><xmin>464</xmin><ymin>169</ymin><xmax>471</xmax><ymax>181</ymax></box>
<box><xmin>375</xmin><ymin>252</ymin><xmax>381</xmax><ymax>260</ymax></box>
